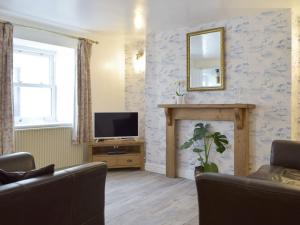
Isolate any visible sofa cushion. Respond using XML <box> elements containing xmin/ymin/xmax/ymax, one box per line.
<box><xmin>0</xmin><ymin>164</ymin><xmax>54</xmax><ymax>185</ymax></box>
<box><xmin>249</xmin><ymin>165</ymin><xmax>300</xmax><ymax>187</ymax></box>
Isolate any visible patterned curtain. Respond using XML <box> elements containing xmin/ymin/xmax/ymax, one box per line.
<box><xmin>72</xmin><ymin>39</ymin><xmax>93</xmax><ymax>144</ymax></box>
<box><xmin>0</xmin><ymin>22</ymin><xmax>14</xmax><ymax>154</ymax></box>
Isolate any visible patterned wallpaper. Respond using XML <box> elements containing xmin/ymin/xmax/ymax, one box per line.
<box><xmin>144</xmin><ymin>10</ymin><xmax>292</xmax><ymax>178</ymax></box>
<box><xmin>292</xmin><ymin>14</ymin><xmax>300</xmax><ymax>139</ymax></box>
<box><xmin>125</xmin><ymin>40</ymin><xmax>145</xmax><ymax>138</ymax></box>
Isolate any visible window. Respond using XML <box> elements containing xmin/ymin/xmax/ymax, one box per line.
<box><xmin>13</xmin><ymin>38</ymin><xmax>76</xmax><ymax>128</ymax></box>
<box><xmin>14</xmin><ymin>47</ymin><xmax>56</xmax><ymax>125</ymax></box>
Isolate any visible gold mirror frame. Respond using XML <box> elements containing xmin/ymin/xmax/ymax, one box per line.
<box><xmin>187</xmin><ymin>27</ymin><xmax>225</xmax><ymax>91</ymax></box>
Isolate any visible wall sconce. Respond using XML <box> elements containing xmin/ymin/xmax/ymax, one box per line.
<box><xmin>136</xmin><ymin>50</ymin><xmax>144</xmax><ymax>60</ymax></box>
<box><xmin>133</xmin><ymin>49</ymin><xmax>145</xmax><ymax>73</ymax></box>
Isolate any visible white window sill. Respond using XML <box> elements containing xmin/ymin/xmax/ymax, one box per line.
<box><xmin>15</xmin><ymin>123</ymin><xmax>73</xmax><ymax>131</ymax></box>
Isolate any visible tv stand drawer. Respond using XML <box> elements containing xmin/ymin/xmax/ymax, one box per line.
<box><xmin>93</xmin><ymin>155</ymin><xmax>117</xmax><ymax>167</ymax></box>
<box><xmin>118</xmin><ymin>155</ymin><xmax>140</xmax><ymax>167</ymax></box>
<box><xmin>92</xmin><ymin>154</ymin><xmax>141</xmax><ymax>168</ymax></box>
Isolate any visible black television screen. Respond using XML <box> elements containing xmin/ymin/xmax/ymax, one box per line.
<box><xmin>94</xmin><ymin>112</ymin><xmax>138</xmax><ymax>138</ymax></box>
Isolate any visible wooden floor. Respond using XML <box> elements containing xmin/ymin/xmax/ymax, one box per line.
<box><xmin>105</xmin><ymin>170</ymin><xmax>198</xmax><ymax>225</ymax></box>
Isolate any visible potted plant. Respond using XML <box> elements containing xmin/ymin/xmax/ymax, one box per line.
<box><xmin>175</xmin><ymin>80</ymin><xmax>186</xmax><ymax>104</ymax></box>
<box><xmin>180</xmin><ymin>123</ymin><xmax>229</xmax><ymax>176</ymax></box>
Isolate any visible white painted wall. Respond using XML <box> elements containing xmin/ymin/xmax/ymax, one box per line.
<box><xmin>14</xmin><ymin>26</ymin><xmax>78</xmax><ymax>48</ymax></box>
<box><xmin>89</xmin><ymin>34</ymin><xmax>125</xmax><ymax>113</ymax></box>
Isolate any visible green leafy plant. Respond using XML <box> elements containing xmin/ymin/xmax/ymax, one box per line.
<box><xmin>180</xmin><ymin>123</ymin><xmax>229</xmax><ymax>173</ymax></box>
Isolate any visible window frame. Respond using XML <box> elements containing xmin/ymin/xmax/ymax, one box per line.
<box><xmin>13</xmin><ymin>45</ymin><xmax>58</xmax><ymax>127</ymax></box>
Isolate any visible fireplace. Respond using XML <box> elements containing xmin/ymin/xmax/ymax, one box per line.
<box><xmin>159</xmin><ymin>104</ymin><xmax>255</xmax><ymax>178</ymax></box>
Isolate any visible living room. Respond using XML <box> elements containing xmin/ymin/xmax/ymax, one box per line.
<box><xmin>0</xmin><ymin>0</ymin><xmax>300</xmax><ymax>225</ymax></box>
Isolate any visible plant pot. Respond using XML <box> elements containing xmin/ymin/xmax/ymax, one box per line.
<box><xmin>176</xmin><ymin>95</ymin><xmax>185</xmax><ymax>104</ymax></box>
<box><xmin>194</xmin><ymin>166</ymin><xmax>204</xmax><ymax>177</ymax></box>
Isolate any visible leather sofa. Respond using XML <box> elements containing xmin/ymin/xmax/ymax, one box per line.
<box><xmin>0</xmin><ymin>152</ymin><xmax>107</xmax><ymax>225</ymax></box>
<box><xmin>196</xmin><ymin>140</ymin><xmax>300</xmax><ymax>225</ymax></box>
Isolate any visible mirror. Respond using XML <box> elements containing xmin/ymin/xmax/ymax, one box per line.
<box><xmin>187</xmin><ymin>27</ymin><xmax>225</xmax><ymax>91</ymax></box>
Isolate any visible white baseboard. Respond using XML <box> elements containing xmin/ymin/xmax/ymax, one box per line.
<box><xmin>145</xmin><ymin>162</ymin><xmax>166</xmax><ymax>175</ymax></box>
<box><xmin>145</xmin><ymin>162</ymin><xmax>195</xmax><ymax>180</ymax></box>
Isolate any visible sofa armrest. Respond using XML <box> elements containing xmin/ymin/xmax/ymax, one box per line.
<box><xmin>0</xmin><ymin>162</ymin><xmax>107</xmax><ymax>225</ymax></box>
<box><xmin>196</xmin><ymin>173</ymin><xmax>300</xmax><ymax>225</ymax></box>
<box><xmin>270</xmin><ymin>140</ymin><xmax>300</xmax><ymax>170</ymax></box>
<box><xmin>0</xmin><ymin>152</ymin><xmax>35</xmax><ymax>171</ymax></box>
<box><xmin>65</xmin><ymin>162</ymin><xmax>107</xmax><ymax>225</ymax></box>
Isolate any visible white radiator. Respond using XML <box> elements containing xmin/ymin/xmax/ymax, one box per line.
<box><xmin>15</xmin><ymin>127</ymin><xmax>85</xmax><ymax>169</ymax></box>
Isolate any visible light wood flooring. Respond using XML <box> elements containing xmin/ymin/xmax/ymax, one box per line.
<box><xmin>105</xmin><ymin>170</ymin><xmax>198</xmax><ymax>225</ymax></box>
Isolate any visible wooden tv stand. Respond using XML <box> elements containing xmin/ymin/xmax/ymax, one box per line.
<box><xmin>88</xmin><ymin>139</ymin><xmax>145</xmax><ymax>169</ymax></box>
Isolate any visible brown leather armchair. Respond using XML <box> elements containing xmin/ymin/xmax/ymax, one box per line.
<box><xmin>196</xmin><ymin>140</ymin><xmax>300</xmax><ymax>225</ymax></box>
<box><xmin>0</xmin><ymin>152</ymin><xmax>107</xmax><ymax>225</ymax></box>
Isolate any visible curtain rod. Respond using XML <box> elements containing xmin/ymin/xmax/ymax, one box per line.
<box><xmin>12</xmin><ymin>22</ymin><xmax>99</xmax><ymax>44</ymax></box>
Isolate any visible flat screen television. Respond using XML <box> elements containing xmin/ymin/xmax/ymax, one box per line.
<box><xmin>94</xmin><ymin>112</ymin><xmax>138</xmax><ymax>139</ymax></box>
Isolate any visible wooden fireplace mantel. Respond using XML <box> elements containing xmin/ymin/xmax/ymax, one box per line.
<box><xmin>158</xmin><ymin>104</ymin><xmax>256</xmax><ymax>178</ymax></box>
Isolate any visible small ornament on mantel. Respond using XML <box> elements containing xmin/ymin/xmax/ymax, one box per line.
<box><xmin>175</xmin><ymin>80</ymin><xmax>186</xmax><ymax>104</ymax></box>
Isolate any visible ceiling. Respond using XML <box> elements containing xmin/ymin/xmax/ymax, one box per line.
<box><xmin>0</xmin><ymin>0</ymin><xmax>298</xmax><ymax>35</ymax></box>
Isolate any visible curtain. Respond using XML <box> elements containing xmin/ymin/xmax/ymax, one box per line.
<box><xmin>72</xmin><ymin>39</ymin><xmax>93</xmax><ymax>144</ymax></box>
<box><xmin>0</xmin><ymin>22</ymin><xmax>14</xmax><ymax>154</ymax></box>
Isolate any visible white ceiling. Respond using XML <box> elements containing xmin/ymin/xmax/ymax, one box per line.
<box><xmin>0</xmin><ymin>0</ymin><xmax>298</xmax><ymax>35</ymax></box>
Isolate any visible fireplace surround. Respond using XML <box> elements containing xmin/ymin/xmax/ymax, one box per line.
<box><xmin>159</xmin><ymin>104</ymin><xmax>255</xmax><ymax>178</ymax></box>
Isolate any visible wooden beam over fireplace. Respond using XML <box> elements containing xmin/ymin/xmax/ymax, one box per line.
<box><xmin>158</xmin><ymin>104</ymin><xmax>256</xmax><ymax>178</ymax></box>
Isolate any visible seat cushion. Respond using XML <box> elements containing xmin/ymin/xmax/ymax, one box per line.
<box><xmin>0</xmin><ymin>164</ymin><xmax>54</xmax><ymax>185</ymax></box>
<box><xmin>249</xmin><ymin>165</ymin><xmax>300</xmax><ymax>187</ymax></box>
